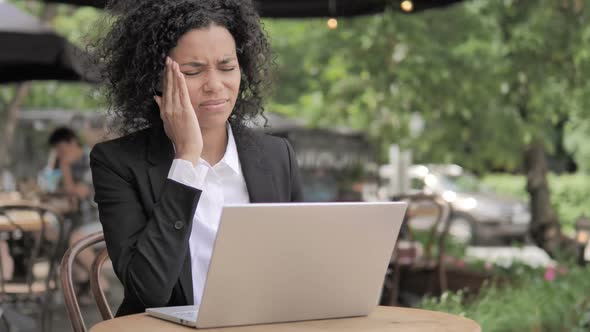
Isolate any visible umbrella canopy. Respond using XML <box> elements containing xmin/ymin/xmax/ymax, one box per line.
<box><xmin>0</xmin><ymin>1</ymin><xmax>98</xmax><ymax>83</ymax></box>
<box><xmin>40</xmin><ymin>0</ymin><xmax>463</xmax><ymax>17</ymax></box>
<box><xmin>256</xmin><ymin>0</ymin><xmax>464</xmax><ymax>17</ymax></box>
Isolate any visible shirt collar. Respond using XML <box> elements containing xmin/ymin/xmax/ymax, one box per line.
<box><xmin>219</xmin><ymin>122</ymin><xmax>241</xmax><ymax>175</ymax></box>
<box><xmin>173</xmin><ymin>122</ymin><xmax>241</xmax><ymax>175</ymax></box>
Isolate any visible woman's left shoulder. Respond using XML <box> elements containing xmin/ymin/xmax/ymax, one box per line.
<box><xmin>236</xmin><ymin>128</ymin><xmax>288</xmax><ymax>151</ymax></box>
<box><xmin>256</xmin><ymin>133</ymin><xmax>294</xmax><ymax>156</ymax></box>
<box><xmin>258</xmin><ymin>132</ymin><xmax>289</xmax><ymax>146</ymax></box>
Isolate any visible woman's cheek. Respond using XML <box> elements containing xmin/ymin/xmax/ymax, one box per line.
<box><xmin>184</xmin><ymin>81</ymin><xmax>199</xmax><ymax>106</ymax></box>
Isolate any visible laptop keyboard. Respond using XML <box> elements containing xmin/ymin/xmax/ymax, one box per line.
<box><xmin>175</xmin><ymin>311</ymin><xmax>197</xmax><ymax>320</ymax></box>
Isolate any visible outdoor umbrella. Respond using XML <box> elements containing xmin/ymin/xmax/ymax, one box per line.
<box><xmin>0</xmin><ymin>1</ymin><xmax>98</xmax><ymax>83</ymax></box>
<box><xmin>255</xmin><ymin>0</ymin><xmax>464</xmax><ymax>17</ymax></box>
<box><xmin>40</xmin><ymin>0</ymin><xmax>463</xmax><ymax>17</ymax></box>
<box><xmin>0</xmin><ymin>1</ymin><xmax>99</xmax><ymax>174</ymax></box>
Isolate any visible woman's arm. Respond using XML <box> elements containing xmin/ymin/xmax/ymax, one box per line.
<box><xmin>90</xmin><ymin>144</ymin><xmax>201</xmax><ymax>308</ymax></box>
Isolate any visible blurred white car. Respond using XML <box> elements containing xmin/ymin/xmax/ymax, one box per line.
<box><xmin>408</xmin><ymin>164</ymin><xmax>531</xmax><ymax>244</ymax></box>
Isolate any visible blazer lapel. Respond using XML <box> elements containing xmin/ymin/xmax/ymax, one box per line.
<box><xmin>235</xmin><ymin>130</ymin><xmax>278</xmax><ymax>203</ymax></box>
<box><xmin>146</xmin><ymin>126</ymin><xmax>194</xmax><ymax>305</ymax></box>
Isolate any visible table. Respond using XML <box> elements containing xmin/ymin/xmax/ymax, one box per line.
<box><xmin>90</xmin><ymin>306</ymin><xmax>481</xmax><ymax>332</ymax></box>
<box><xmin>0</xmin><ymin>201</ymin><xmax>59</xmax><ymax>232</ymax></box>
<box><xmin>0</xmin><ymin>210</ymin><xmax>47</xmax><ymax>232</ymax></box>
<box><xmin>0</xmin><ymin>197</ymin><xmax>72</xmax><ymax>232</ymax></box>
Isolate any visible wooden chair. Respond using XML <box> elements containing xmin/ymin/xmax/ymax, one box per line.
<box><xmin>0</xmin><ymin>203</ymin><xmax>66</xmax><ymax>332</ymax></box>
<box><xmin>383</xmin><ymin>193</ymin><xmax>453</xmax><ymax>305</ymax></box>
<box><xmin>60</xmin><ymin>231</ymin><xmax>112</xmax><ymax>332</ymax></box>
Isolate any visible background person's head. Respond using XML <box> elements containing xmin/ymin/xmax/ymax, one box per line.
<box><xmin>95</xmin><ymin>0</ymin><xmax>272</xmax><ymax>136</ymax></box>
<box><xmin>48</xmin><ymin>127</ymin><xmax>81</xmax><ymax>163</ymax></box>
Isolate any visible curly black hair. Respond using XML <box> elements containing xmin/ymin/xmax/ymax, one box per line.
<box><xmin>94</xmin><ymin>0</ymin><xmax>272</xmax><ymax>136</ymax></box>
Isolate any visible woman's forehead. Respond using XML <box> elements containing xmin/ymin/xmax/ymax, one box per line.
<box><xmin>171</xmin><ymin>25</ymin><xmax>237</xmax><ymax>59</ymax></box>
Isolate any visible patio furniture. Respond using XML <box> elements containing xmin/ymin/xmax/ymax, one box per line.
<box><xmin>89</xmin><ymin>305</ymin><xmax>481</xmax><ymax>332</ymax></box>
<box><xmin>61</xmin><ymin>231</ymin><xmax>111</xmax><ymax>332</ymax></box>
<box><xmin>383</xmin><ymin>193</ymin><xmax>452</xmax><ymax>305</ymax></box>
<box><xmin>0</xmin><ymin>203</ymin><xmax>66</xmax><ymax>332</ymax></box>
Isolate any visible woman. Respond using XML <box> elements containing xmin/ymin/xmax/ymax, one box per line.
<box><xmin>90</xmin><ymin>0</ymin><xmax>303</xmax><ymax>317</ymax></box>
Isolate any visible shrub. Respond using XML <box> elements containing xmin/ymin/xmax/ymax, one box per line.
<box><xmin>419</xmin><ymin>265</ymin><xmax>590</xmax><ymax>332</ymax></box>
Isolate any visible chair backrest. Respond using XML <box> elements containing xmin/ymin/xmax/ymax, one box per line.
<box><xmin>60</xmin><ymin>231</ymin><xmax>111</xmax><ymax>332</ymax></box>
<box><xmin>90</xmin><ymin>247</ymin><xmax>113</xmax><ymax>320</ymax></box>
<box><xmin>391</xmin><ymin>193</ymin><xmax>453</xmax><ymax>290</ymax></box>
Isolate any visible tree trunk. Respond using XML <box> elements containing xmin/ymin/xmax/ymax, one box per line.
<box><xmin>0</xmin><ymin>82</ymin><xmax>32</xmax><ymax>170</ymax></box>
<box><xmin>524</xmin><ymin>139</ymin><xmax>572</xmax><ymax>256</ymax></box>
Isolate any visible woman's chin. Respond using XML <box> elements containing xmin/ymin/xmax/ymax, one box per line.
<box><xmin>197</xmin><ymin>114</ymin><xmax>231</xmax><ymax>130</ymax></box>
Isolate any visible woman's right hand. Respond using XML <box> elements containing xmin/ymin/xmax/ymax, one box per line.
<box><xmin>154</xmin><ymin>57</ymin><xmax>203</xmax><ymax>166</ymax></box>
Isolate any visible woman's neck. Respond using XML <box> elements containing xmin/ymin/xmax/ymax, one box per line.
<box><xmin>200</xmin><ymin>125</ymin><xmax>228</xmax><ymax>166</ymax></box>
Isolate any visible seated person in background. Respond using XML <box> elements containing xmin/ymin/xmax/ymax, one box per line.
<box><xmin>48</xmin><ymin>127</ymin><xmax>108</xmax><ymax>298</ymax></box>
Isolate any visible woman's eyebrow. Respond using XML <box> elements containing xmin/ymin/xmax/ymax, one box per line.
<box><xmin>180</xmin><ymin>57</ymin><xmax>236</xmax><ymax>67</ymax></box>
<box><xmin>180</xmin><ymin>61</ymin><xmax>206</xmax><ymax>68</ymax></box>
<box><xmin>219</xmin><ymin>57</ymin><xmax>237</xmax><ymax>64</ymax></box>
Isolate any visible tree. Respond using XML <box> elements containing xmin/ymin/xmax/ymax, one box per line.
<box><xmin>264</xmin><ymin>0</ymin><xmax>590</xmax><ymax>254</ymax></box>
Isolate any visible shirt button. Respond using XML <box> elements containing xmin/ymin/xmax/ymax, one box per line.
<box><xmin>174</xmin><ymin>220</ymin><xmax>185</xmax><ymax>230</ymax></box>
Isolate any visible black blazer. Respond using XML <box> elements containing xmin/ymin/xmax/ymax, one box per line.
<box><xmin>90</xmin><ymin>125</ymin><xmax>303</xmax><ymax>317</ymax></box>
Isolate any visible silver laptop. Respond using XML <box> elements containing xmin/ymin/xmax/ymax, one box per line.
<box><xmin>146</xmin><ymin>202</ymin><xmax>407</xmax><ymax>328</ymax></box>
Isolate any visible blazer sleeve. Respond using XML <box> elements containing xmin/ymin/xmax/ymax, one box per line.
<box><xmin>283</xmin><ymin>138</ymin><xmax>304</xmax><ymax>202</ymax></box>
<box><xmin>90</xmin><ymin>143</ymin><xmax>201</xmax><ymax>308</ymax></box>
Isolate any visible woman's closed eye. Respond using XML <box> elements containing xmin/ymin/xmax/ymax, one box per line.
<box><xmin>182</xmin><ymin>67</ymin><xmax>235</xmax><ymax>76</ymax></box>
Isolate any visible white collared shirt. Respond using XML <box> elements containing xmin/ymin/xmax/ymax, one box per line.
<box><xmin>167</xmin><ymin>123</ymin><xmax>250</xmax><ymax>309</ymax></box>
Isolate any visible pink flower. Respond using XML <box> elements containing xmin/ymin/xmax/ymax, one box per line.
<box><xmin>544</xmin><ymin>266</ymin><xmax>556</xmax><ymax>281</ymax></box>
<box><xmin>557</xmin><ymin>266</ymin><xmax>568</xmax><ymax>276</ymax></box>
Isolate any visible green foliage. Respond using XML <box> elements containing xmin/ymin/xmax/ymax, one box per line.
<box><xmin>264</xmin><ymin>1</ymin><xmax>590</xmax><ymax>172</ymax></box>
<box><xmin>420</xmin><ymin>265</ymin><xmax>590</xmax><ymax>332</ymax></box>
<box><xmin>23</xmin><ymin>82</ymin><xmax>103</xmax><ymax>110</ymax></box>
<box><xmin>564</xmin><ymin>118</ymin><xmax>590</xmax><ymax>173</ymax></box>
<box><xmin>483</xmin><ymin>173</ymin><xmax>590</xmax><ymax>235</ymax></box>
<box><xmin>482</xmin><ymin>174</ymin><xmax>528</xmax><ymax>201</ymax></box>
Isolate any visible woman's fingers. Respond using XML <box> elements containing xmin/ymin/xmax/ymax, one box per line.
<box><xmin>172</xmin><ymin>62</ymin><xmax>182</xmax><ymax>113</ymax></box>
<box><xmin>164</xmin><ymin>57</ymin><xmax>174</xmax><ymax>112</ymax></box>
<box><xmin>176</xmin><ymin>63</ymin><xmax>193</xmax><ymax>112</ymax></box>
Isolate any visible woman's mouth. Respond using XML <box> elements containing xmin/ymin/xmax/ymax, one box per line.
<box><xmin>199</xmin><ymin>99</ymin><xmax>228</xmax><ymax>111</ymax></box>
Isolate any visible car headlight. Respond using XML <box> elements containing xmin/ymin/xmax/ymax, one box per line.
<box><xmin>456</xmin><ymin>197</ymin><xmax>478</xmax><ymax>210</ymax></box>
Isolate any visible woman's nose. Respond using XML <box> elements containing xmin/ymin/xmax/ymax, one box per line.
<box><xmin>203</xmin><ymin>72</ymin><xmax>223</xmax><ymax>92</ymax></box>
